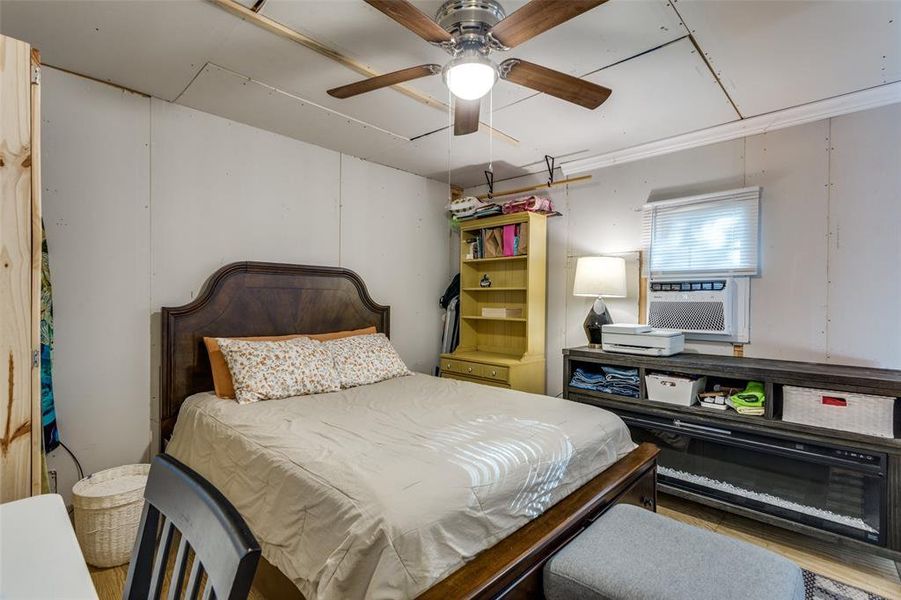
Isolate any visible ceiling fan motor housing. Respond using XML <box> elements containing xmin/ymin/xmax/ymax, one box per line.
<box><xmin>435</xmin><ymin>0</ymin><xmax>507</xmax><ymax>50</ymax></box>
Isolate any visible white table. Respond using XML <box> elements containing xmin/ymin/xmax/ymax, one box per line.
<box><xmin>0</xmin><ymin>494</ymin><xmax>98</xmax><ymax>599</ymax></box>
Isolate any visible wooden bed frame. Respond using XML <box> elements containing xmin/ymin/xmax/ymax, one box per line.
<box><xmin>160</xmin><ymin>261</ymin><xmax>659</xmax><ymax>599</ymax></box>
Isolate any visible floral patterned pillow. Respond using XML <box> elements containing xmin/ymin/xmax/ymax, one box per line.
<box><xmin>216</xmin><ymin>337</ymin><xmax>341</xmax><ymax>404</ymax></box>
<box><xmin>323</xmin><ymin>333</ymin><xmax>412</xmax><ymax>388</ymax></box>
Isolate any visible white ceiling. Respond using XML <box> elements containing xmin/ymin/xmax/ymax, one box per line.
<box><xmin>2</xmin><ymin>0</ymin><xmax>899</xmax><ymax>187</ymax></box>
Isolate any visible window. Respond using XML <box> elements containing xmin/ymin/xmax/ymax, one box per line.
<box><xmin>643</xmin><ymin>187</ymin><xmax>761</xmax><ymax>278</ymax></box>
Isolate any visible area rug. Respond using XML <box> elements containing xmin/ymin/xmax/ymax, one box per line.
<box><xmin>803</xmin><ymin>569</ymin><xmax>891</xmax><ymax>600</ymax></box>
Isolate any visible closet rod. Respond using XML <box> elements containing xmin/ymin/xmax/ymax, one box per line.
<box><xmin>475</xmin><ymin>175</ymin><xmax>592</xmax><ymax>201</ymax></box>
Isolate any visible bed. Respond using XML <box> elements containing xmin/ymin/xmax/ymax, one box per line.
<box><xmin>160</xmin><ymin>261</ymin><xmax>659</xmax><ymax>599</ymax></box>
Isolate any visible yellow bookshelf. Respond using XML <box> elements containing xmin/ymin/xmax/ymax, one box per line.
<box><xmin>440</xmin><ymin>212</ymin><xmax>546</xmax><ymax>393</ymax></box>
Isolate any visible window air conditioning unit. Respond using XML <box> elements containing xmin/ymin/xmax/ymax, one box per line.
<box><xmin>646</xmin><ymin>277</ymin><xmax>750</xmax><ymax>343</ymax></box>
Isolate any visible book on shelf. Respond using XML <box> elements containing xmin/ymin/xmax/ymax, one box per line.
<box><xmin>465</xmin><ymin>223</ymin><xmax>529</xmax><ymax>259</ymax></box>
<box><xmin>481</xmin><ymin>307</ymin><xmax>523</xmax><ymax>318</ymax></box>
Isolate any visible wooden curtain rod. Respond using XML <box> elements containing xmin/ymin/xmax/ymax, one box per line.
<box><xmin>475</xmin><ymin>175</ymin><xmax>592</xmax><ymax>201</ymax></box>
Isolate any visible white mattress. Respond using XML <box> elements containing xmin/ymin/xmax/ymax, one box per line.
<box><xmin>166</xmin><ymin>373</ymin><xmax>635</xmax><ymax>600</ymax></box>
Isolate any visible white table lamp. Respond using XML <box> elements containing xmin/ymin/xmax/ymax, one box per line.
<box><xmin>573</xmin><ymin>256</ymin><xmax>627</xmax><ymax>347</ymax></box>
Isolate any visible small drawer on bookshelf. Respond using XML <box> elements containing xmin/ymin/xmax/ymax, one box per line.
<box><xmin>442</xmin><ymin>359</ymin><xmax>480</xmax><ymax>377</ymax></box>
<box><xmin>482</xmin><ymin>365</ymin><xmax>509</xmax><ymax>382</ymax></box>
<box><xmin>441</xmin><ymin>372</ymin><xmax>510</xmax><ymax>389</ymax></box>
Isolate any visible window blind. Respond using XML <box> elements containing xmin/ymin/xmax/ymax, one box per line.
<box><xmin>643</xmin><ymin>187</ymin><xmax>761</xmax><ymax>277</ymax></box>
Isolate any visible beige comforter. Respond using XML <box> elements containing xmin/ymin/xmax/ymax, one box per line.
<box><xmin>166</xmin><ymin>373</ymin><xmax>635</xmax><ymax>600</ymax></box>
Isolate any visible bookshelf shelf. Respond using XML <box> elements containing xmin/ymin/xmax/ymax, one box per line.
<box><xmin>462</xmin><ymin>315</ymin><xmax>528</xmax><ymax>322</ymax></box>
<box><xmin>462</xmin><ymin>287</ymin><xmax>527</xmax><ymax>292</ymax></box>
<box><xmin>462</xmin><ymin>255</ymin><xmax>527</xmax><ymax>264</ymax></box>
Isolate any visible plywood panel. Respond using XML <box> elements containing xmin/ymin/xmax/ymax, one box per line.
<box><xmin>675</xmin><ymin>0</ymin><xmax>901</xmax><ymax>117</ymax></box>
<box><xmin>338</xmin><ymin>155</ymin><xmax>449</xmax><ymax>374</ymax></box>
<box><xmin>204</xmin><ymin>18</ymin><xmax>450</xmax><ymax>138</ymax></box>
<box><xmin>0</xmin><ymin>34</ymin><xmax>34</xmax><ymax>502</ymax></box>
<box><xmin>29</xmin><ymin>47</ymin><xmax>42</xmax><ymax>496</ymax></box>
<box><xmin>491</xmin><ymin>38</ymin><xmax>739</xmax><ymax>161</ymax></box>
<box><xmin>566</xmin><ymin>139</ymin><xmax>746</xmax><ymax>258</ymax></box>
<box><xmin>39</xmin><ymin>67</ymin><xmax>151</xmax><ymax>496</ymax></box>
<box><xmin>826</xmin><ymin>103</ymin><xmax>901</xmax><ymax>368</ymax></box>
<box><xmin>743</xmin><ymin>120</ymin><xmax>830</xmax><ymax>363</ymax></box>
<box><xmin>0</xmin><ymin>0</ymin><xmax>240</xmax><ymax>100</ymax></box>
<box><xmin>149</xmin><ymin>98</ymin><xmax>341</xmax><ymax>309</ymax></box>
<box><xmin>148</xmin><ymin>98</ymin><xmax>341</xmax><ymax>450</ymax></box>
<box><xmin>175</xmin><ymin>63</ymin><xmax>409</xmax><ymax>170</ymax></box>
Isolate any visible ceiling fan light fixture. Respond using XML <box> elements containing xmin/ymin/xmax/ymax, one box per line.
<box><xmin>443</xmin><ymin>52</ymin><xmax>497</xmax><ymax>101</ymax></box>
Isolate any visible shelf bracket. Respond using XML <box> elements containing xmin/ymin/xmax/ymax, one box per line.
<box><xmin>545</xmin><ymin>155</ymin><xmax>556</xmax><ymax>186</ymax></box>
<box><xmin>484</xmin><ymin>170</ymin><xmax>495</xmax><ymax>200</ymax></box>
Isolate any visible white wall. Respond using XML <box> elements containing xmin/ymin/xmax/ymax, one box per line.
<box><xmin>41</xmin><ymin>68</ymin><xmax>450</xmax><ymax>500</ymax></box>
<box><xmin>465</xmin><ymin>103</ymin><xmax>901</xmax><ymax>396</ymax></box>
<box><xmin>40</xmin><ymin>68</ymin><xmax>152</xmax><ymax>496</ymax></box>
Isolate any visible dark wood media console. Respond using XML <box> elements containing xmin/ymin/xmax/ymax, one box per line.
<box><xmin>563</xmin><ymin>347</ymin><xmax>901</xmax><ymax>561</ymax></box>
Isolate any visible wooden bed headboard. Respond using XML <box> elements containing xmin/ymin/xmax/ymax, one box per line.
<box><xmin>159</xmin><ymin>261</ymin><xmax>389</xmax><ymax>443</ymax></box>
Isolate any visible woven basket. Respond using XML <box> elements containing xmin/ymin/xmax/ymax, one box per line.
<box><xmin>73</xmin><ymin>463</ymin><xmax>150</xmax><ymax>567</ymax></box>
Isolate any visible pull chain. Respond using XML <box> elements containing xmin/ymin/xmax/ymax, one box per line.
<box><xmin>447</xmin><ymin>88</ymin><xmax>452</xmax><ymax>201</ymax></box>
<box><xmin>488</xmin><ymin>89</ymin><xmax>493</xmax><ymax>187</ymax></box>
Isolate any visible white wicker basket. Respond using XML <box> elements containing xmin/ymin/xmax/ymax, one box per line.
<box><xmin>72</xmin><ymin>463</ymin><xmax>150</xmax><ymax>567</ymax></box>
<box><xmin>782</xmin><ymin>386</ymin><xmax>897</xmax><ymax>438</ymax></box>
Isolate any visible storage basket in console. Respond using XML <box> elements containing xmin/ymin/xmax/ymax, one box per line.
<box><xmin>782</xmin><ymin>386</ymin><xmax>897</xmax><ymax>438</ymax></box>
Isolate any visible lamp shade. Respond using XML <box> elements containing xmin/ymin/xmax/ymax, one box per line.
<box><xmin>573</xmin><ymin>256</ymin><xmax>627</xmax><ymax>298</ymax></box>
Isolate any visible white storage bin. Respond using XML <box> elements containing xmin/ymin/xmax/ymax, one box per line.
<box><xmin>72</xmin><ymin>463</ymin><xmax>150</xmax><ymax>567</ymax></box>
<box><xmin>782</xmin><ymin>386</ymin><xmax>897</xmax><ymax>438</ymax></box>
<box><xmin>646</xmin><ymin>373</ymin><xmax>707</xmax><ymax>406</ymax></box>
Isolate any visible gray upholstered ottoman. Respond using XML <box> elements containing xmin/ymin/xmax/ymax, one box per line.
<box><xmin>544</xmin><ymin>504</ymin><xmax>805</xmax><ymax>600</ymax></box>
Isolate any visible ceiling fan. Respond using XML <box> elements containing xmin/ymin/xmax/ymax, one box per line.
<box><xmin>327</xmin><ymin>0</ymin><xmax>613</xmax><ymax>136</ymax></box>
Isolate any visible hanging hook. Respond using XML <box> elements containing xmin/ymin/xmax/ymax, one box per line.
<box><xmin>484</xmin><ymin>170</ymin><xmax>495</xmax><ymax>200</ymax></box>
<box><xmin>544</xmin><ymin>155</ymin><xmax>556</xmax><ymax>187</ymax></box>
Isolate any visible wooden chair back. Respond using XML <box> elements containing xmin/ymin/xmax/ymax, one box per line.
<box><xmin>123</xmin><ymin>454</ymin><xmax>260</xmax><ymax>600</ymax></box>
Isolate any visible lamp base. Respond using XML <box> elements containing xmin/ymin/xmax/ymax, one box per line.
<box><xmin>583</xmin><ymin>297</ymin><xmax>613</xmax><ymax>346</ymax></box>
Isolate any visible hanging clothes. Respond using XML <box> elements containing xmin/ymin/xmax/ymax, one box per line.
<box><xmin>439</xmin><ymin>274</ymin><xmax>460</xmax><ymax>360</ymax></box>
<box><xmin>40</xmin><ymin>224</ymin><xmax>59</xmax><ymax>452</ymax></box>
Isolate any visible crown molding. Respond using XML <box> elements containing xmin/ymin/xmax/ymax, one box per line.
<box><xmin>560</xmin><ymin>81</ymin><xmax>901</xmax><ymax>176</ymax></box>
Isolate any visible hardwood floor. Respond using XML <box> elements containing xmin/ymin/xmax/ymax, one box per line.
<box><xmin>90</xmin><ymin>494</ymin><xmax>901</xmax><ymax>600</ymax></box>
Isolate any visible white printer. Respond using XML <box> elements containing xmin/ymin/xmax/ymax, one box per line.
<box><xmin>601</xmin><ymin>324</ymin><xmax>684</xmax><ymax>357</ymax></box>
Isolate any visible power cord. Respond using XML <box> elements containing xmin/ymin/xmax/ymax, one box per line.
<box><xmin>58</xmin><ymin>440</ymin><xmax>84</xmax><ymax>480</ymax></box>
<box><xmin>54</xmin><ymin>441</ymin><xmax>84</xmax><ymax>516</ymax></box>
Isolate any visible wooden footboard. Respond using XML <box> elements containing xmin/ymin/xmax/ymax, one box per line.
<box><xmin>418</xmin><ymin>442</ymin><xmax>659</xmax><ymax>600</ymax></box>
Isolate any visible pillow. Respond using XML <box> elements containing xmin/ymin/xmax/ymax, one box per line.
<box><xmin>324</xmin><ymin>333</ymin><xmax>412</xmax><ymax>388</ymax></box>
<box><xmin>205</xmin><ymin>326</ymin><xmax>377</xmax><ymax>398</ymax></box>
<box><xmin>216</xmin><ymin>337</ymin><xmax>341</xmax><ymax>404</ymax></box>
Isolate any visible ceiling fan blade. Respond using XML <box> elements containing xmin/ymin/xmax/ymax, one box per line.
<box><xmin>364</xmin><ymin>0</ymin><xmax>453</xmax><ymax>44</ymax></box>
<box><xmin>328</xmin><ymin>64</ymin><xmax>441</xmax><ymax>98</ymax></box>
<box><xmin>500</xmin><ymin>59</ymin><xmax>611</xmax><ymax>109</ymax></box>
<box><xmin>454</xmin><ymin>98</ymin><xmax>480</xmax><ymax>136</ymax></box>
<box><xmin>488</xmin><ymin>0</ymin><xmax>608</xmax><ymax>49</ymax></box>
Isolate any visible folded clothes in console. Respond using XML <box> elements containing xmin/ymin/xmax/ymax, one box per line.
<box><xmin>569</xmin><ymin>366</ymin><xmax>640</xmax><ymax>398</ymax></box>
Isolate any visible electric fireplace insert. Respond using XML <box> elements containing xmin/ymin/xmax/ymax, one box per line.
<box><xmin>619</xmin><ymin>411</ymin><xmax>887</xmax><ymax>545</ymax></box>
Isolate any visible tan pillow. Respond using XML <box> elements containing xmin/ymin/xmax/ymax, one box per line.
<box><xmin>324</xmin><ymin>333</ymin><xmax>412</xmax><ymax>388</ymax></box>
<box><xmin>216</xmin><ymin>337</ymin><xmax>341</xmax><ymax>404</ymax></box>
<box><xmin>204</xmin><ymin>326</ymin><xmax>377</xmax><ymax>398</ymax></box>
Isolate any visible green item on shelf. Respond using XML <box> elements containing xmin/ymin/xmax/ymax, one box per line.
<box><xmin>729</xmin><ymin>381</ymin><xmax>766</xmax><ymax>408</ymax></box>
